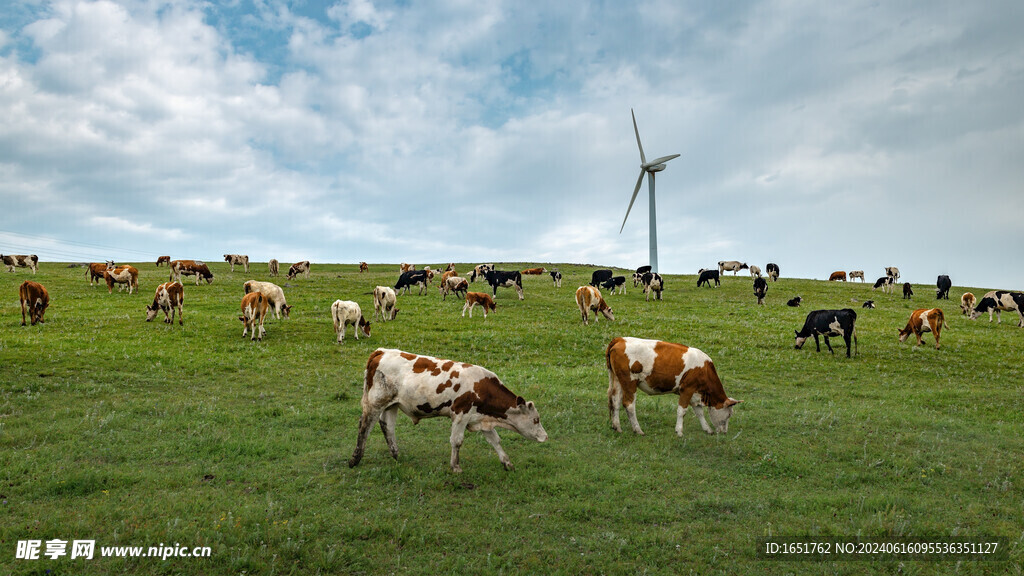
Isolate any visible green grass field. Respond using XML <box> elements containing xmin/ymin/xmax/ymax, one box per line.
<box><xmin>1</xmin><ymin>262</ymin><xmax>1021</xmax><ymax>575</ymax></box>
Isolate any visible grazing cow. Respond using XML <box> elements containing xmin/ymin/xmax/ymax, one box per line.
<box><xmin>829</xmin><ymin>271</ymin><xmax>847</xmax><ymax>282</ymax></box>
<box><xmin>372</xmin><ymin>286</ymin><xmax>399</xmax><ymax>322</ymax></box>
<box><xmin>156</xmin><ymin>256</ymin><xmax>170</xmax><ymax>267</ymax></box>
<box><xmin>794</xmin><ymin>309</ymin><xmax>858</xmax><ymax>357</ymax></box>
<box><xmin>170</xmin><ymin>260</ymin><xmax>214</xmax><ymax>285</ymax></box>
<box><xmin>243</xmin><ymin>280</ymin><xmax>292</xmax><ymax>319</ymax></box>
<box><xmin>224</xmin><ymin>254</ymin><xmax>249</xmax><ymax>273</ymax></box>
<box><xmin>522</xmin><ymin>267</ymin><xmax>546</xmax><ymax>275</ymax></box>
<box><xmin>444</xmin><ymin>263</ymin><xmax>457</xmax><ymax>272</ymax></box>
<box><xmin>606</xmin><ymin>337</ymin><xmax>741</xmax><ymax>436</ymax></box>
<box><xmin>3</xmin><ymin>254</ymin><xmax>39</xmax><ymax>274</ymax></box>
<box><xmin>484</xmin><ymin>270</ymin><xmax>524</xmax><ymax>300</ymax></box>
<box><xmin>969</xmin><ymin>291</ymin><xmax>1024</xmax><ymax>326</ymax></box>
<box><xmin>19</xmin><ymin>280</ymin><xmax>49</xmax><ymax>326</ymax></box>
<box><xmin>462</xmin><ymin>292</ymin><xmax>496</xmax><ymax>318</ymax></box>
<box><xmin>549</xmin><ymin>269</ymin><xmax>562</xmax><ymax>288</ymax></box>
<box><xmin>697</xmin><ymin>268</ymin><xmax>720</xmax><ymax>288</ymax></box>
<box><xmin>640</xmin><ymin>272</ymin><xmax>663</xmax><ymax>301</ymax></box>
<box><xmin>395</xmin><ymin>270</ymin><xmax>431</xmax><ymax>295</ymax></box>
<box><xmin>575</xmin><ymin>286</ymin><xmax>614</xmax><ymax>325</ymax></box>
<box><xmin>600</xmin><ymin>276</ymin><xmax>627</xmax><ymax>295</ymax></box>
<box><xmin>145</xmin><ymin>282</ymin><xmax>184</xmax><ymax>325</ymax></box>
<box><xmin>469</xmin><ymin>264</ymin><xmax>493</xmax><ymax>282</ymax></box>
<box><xmin>902</xmin><ymin>282</ymin><xmax>914</xmax><ymax>299</ymax></box>
<box><xmin>286</xmin><ymin>261</ymin><xmax>311</xmax><ymax>280</ymax></box>
<box><xmin>359</xmin><ymin>262</ymin><xmax>369</xmax><ymax>273</ymax></box>
<box><xmin>753</xmin><ymin>276</ymin><xmax>768</xmax><ymax>305</ymax></box>
<box><xmin>633</xmin><ymin>266</ymin><xmax>652</xmax><ymax>287</ymax></box>
<box><xmin>960</xmin><ymin>292</ymin><xmax>976</xmax><ymax>316</ymax></box>
<box><xmin>936</xmin><ymin>275</ymin><xmax>952</xmax><ymax>300</ymax></box>
<box><xmin>440</xmin><ymin>269</ymin><xmax>458</xmax><ymax>284</ymax></box>
<box><xmin>590</xmin><ymin>269</ymin><xmax>614</xmax><ymax>287</ymax></box>
<box><xmin>898</xmin><ymin>308</ymin><xmax>948</xmax><ymax>349</ymax></box>
<box><xmin>749</xmin><ymin>265</ymin><xmax>762</xmax><ymax>278</ymax></box>
<box><xmin>331</xmin><ymin>300</ymin><xmax>371</xmax><ymax>343</ymax></box>
<box><xmin>86</xmin><ymin>261</ymin><xmax>115</xmax><ymax>286</ymax></box>
<box><xmin>849</xmin><ymin>270</ymin><xmax>865</xmax><ymax>282</ymax></box>
<box><xmin>268</xmin><ymin>259</ymin><xmax>279</xmax><ymax>277</ymax></box>
<box><xmin>766</xmin><ymin>263</ymin><xmax>780</xmax><ymax>282</ymax></box>
<box><xmin>239</xmin><ymin>292</ymin><xmax>269</xmax><ymax>341</ymax></box>
<box><xmin>870</xmin><ymin>276</ymin><xmax>893</xmax><ymax>293</ymax></box>
<box><xmin>885</xmin><ymin>267</ymin><xmax>900</xmax><ymax>282</ymax></box>
<box><xmin>718</xmin><ymin>261</ymin><xmax>748</xmax><ymax>275</ymax></box>
<box><xmin>104</xmin><ymin>265</ymin><xmax>139</xmax><ymax>294</ymax></box>
<box><xmin>787</xmin><ymin>296</ymin><xmax>802</xmax><ymax>307</ymax></box>
<box><xmin>348</xmin><ymin>349</ymin><xmax>547</xmax><ymax>472</ymax></box>
<box><xmin>439</xmin><ymin>276</ymin><xmax>469</xmax><ymax>301</ymax></box>
<box><xmin>862</xmin><ymin>300</ymin><xmax>875</xmax><ymax>309</ymax></box>
<box><xmin>400</xmin><ymin>263</ymin><xmax>416</xmax><ymax>273</ymax></box>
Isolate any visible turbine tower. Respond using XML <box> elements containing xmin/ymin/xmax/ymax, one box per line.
<box><xmin>619</xmin><ymin>108</ymin><xmax>679</xmax><ymax>274</ymax></box>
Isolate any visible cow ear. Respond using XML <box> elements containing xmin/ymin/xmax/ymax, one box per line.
<box><xmin>516</xmin><ymin>397</ymin><xmax>525</xmax><ymax>407</ymax></box>
<box><xmin>726</xmin><ymin>398</ymin><xmax>741</xmax><ymax>407</ymax></box>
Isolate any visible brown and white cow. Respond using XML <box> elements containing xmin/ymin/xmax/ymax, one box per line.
<box><xmin>440</xmin><ymin>269</ymin><xmax>458</xmax><ymax>284</ymax></box>
<box><xmin>439</xmin><ymin>276</ymin><xmax>469</xmax><ymax>300</ymax></box>
<box><xmin>145</xmin><ymin>282</ymin><xmax>184</xmax><ymax>325</ymax></box>
<box><xmin>224</xmin><ymin>254</ymin><xmax>249</xmax><ymax>273</ymax></box>
<box><xmin>2</xmin><ymin>254</ymin><xmax>39</xmax><ymax>274</ymax></box>
<box><xmin>400</xmin><ymin>263</ymin><xmax>415</xmax><ymax>273</ymax></box>
<box><xmin>268</xmin><ymin>259</ymin><xmax>280</xmax><ymax>277</ymax></box>
<box><xmin>359</xmin><ymin>262</ymin><xmax>369</xmax><ymax>273</ymax></box>
<box><xmin>828</xmin><ymin>271</ymin><xmax>847</xmax><ymax>282</ymax></box>
<box><xmin>239</xmin><ymin>292</ymin><xmax>269</xmax><ymax>341</ymax></box>
<box><xmin>243</xmin><ymin>280</ymin><xmax>292</xmax><ymax>319</ymax></box>
<box><xmin>331</xmin><ymin>300</ymin><xmax>371</xmax><ymax>343</ymax></box>
<box><xmin>19</xmin><ymin>280</ymin><xmax>49</xmax><ymax>326</ymax></box>
<box><xmin>373</xmin><ymin>286</ymin><xmax>399</xmax><ymax>322</ymax></box>
<box><xmin>848</xmin><ymin>270</ymin><xmax>865</xmax><ymax>282</ymax></box>
<box><xmin>575</xmin><ymin>286</ymin><xmax>614</xmax><ymax>325</ymax></box>
<box><xmin>898</xmin><ymin>308</ymin><xmax>948</xmax><ymax>349</ymax></box>
<box><xmin>104</xmin><ymin>265</ymin><xmax>139</xmax><ymax>294</ymax></box>
<box><xmin>349</xmin><ymin>349</ymin><xmax>548</xmax><ymax>472</ymax></box>
<box><xmin>960</xmin><ymin>292</ymin><xmax>976</xmax><ymax>316</ymax></box>
<box><xmin>444</xmin><ymin>262</ymin><xmax>457</xmax><ymax>272</ymax></box>
<box><xmin>170</xmin><ymin>260</ymin><xmax>214</xmax><ymax>285</ymax></box>
<box><xmin>718</xmin><ymin>261</ymin><xmax>748</xmax><ymax>275</ymax></box>
<box><xmin>286</xmin><ymin>260</ymin><xmax>310</xmax><ymax>280</ymax></box>
<box><xmin>606</xmin><ymin>337</ymin><xmax>741</xmax><ymax>436</ymax></box>
<box><xmin>86</xmin><ymin>261</ymin><xmax>115</xmax><ymax>286</ymax></box>
<box><xmin>156</xmin><ymin>256</ymin><xmax>171</xmax><ymax>267</ymax></box>
<box><xmin>522</xmin><ymin>267</ymin><xmax>546</xmax><ymax>275</ymax></box>
<box><xmin>462</xmin><ymin>292</ymin><xmax>496</xmax><ymax>318</ymax></box>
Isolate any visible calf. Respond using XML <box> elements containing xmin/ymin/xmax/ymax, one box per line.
<box><xmin>753</xmin><ymin>276</ymin><xmax>768</xmax><ymax>305</ymax></box>
<box><xmin>936</xmin><ymin>275</ymin><xmax>952</xmax><ymax>300</ymax></box>
<box><xmin>787</xmin><ymin>296</ymin><xmax>802</xmax><ymax>307</ymax></box>
<box><xmin>331</xmin><ymin>300</ymin><xmax>371</xmax><ymax>343</ymax></box>
<box><xmin>469</xmin><ymin>264</ymin><xmax>493</xmax><ymax>282</ymax></box>
<box><xmin>898</xmin><ymin>308</ymin><xmax>948</xmax><ymax>349</ymax></box>
<box><xmin>606</xmin><ymin>337</ymin><xmax>741</xmax><ymax>436</ymax></box>
<box><xmin>86</xmin><ymin>261</ymin><xmax>115</xmax><ymax>286</ymax></box>
<box><xmin>104</xmin><ymin>265</ymin><xmax>139</xmax><ymax>294</ymax></box>
<box><xmin>145</xmin><ymin>281</ymin><xmax>184</xmax><ymax>325</ymax></box>
<box><xmin>766</xmin><ymin>263</ymin><xmax>780</xmax><ymax>282</ymax></box>
<box><xmin>19</xmin><ymin>280</ymin><xmax>49</xmax><ymax>326</ymax></box>
<box><xmin>590</xmin><ymin>269</ymin><xmax>613</xmax><ymax>287</ymax></box>
<box><xmin>902</xmin><ymin>282</ymin><xmax>913</xmax><ymax>299</ymax></box>
<box><xmin>224</xmin><ymin>254</ymin><xmax>249</xmax><ymax>273</ymax></box>
<box><xmin>794</xmin><ymin>309</ymin><xmax>858</xmax><ymax>357</ymax></box>
<box><xmin>829</xmin><ymin>271</ymin><xmax>847</xmax><ymax>282</ymax></box>
<box><xmin>521</xmin><ymin>267</ymin><xmax>546</xmax><ymax>275</ymax></box>
<box><xmin>484</xmin><ymin>270</ymin><xmax>524</xmax><ymax>300</ymax></box>
<box><xmin>749</xmin><ymin>265</ymin><xmax>762</xmax><ymax>278</ymax></box>
<box><xmin>575</xmin><ymin>286</ymin><xmax>614</xmax><ymax>325</ymax></box>
<box><xmin>969</xmin><ymin>291</ymin><xmax>1024</xmax><ymax>326</ymax></box>
<box><xmin>359</xmin><ymin>262</ymin><xmax>369</xmax><ymax>273</ymax></box>
<box><xmin>2</xmin><ymin>254</ymin><xmax>39</xmax><ymax>274</ymax></box>
<box><xmin>849</xmin><ymin>270</ymin><xmax>865</xmax><ymax>282</ymax></box>
<box><xmin>372</xmin><ymin>286</ymin><xmax>399</xmax><ymax>321</ymax></box>
<box><xmin>439</xmin><ymin>276</ymin><xmax>469</xmax><ymax>301</ymax></box>
<box><xmin>462</xmin><ymin>292</ymin><xmax>496</xmax><ymax>318</ymax></box>
<box><xmin>349</xmin><ymin>349</ymin><xmax>547</xmax><ymax>472</ymax></box>
<box><xmin>243</xmin><ymin>280</ymin><xmax>292</xmax><ymax>319</ymax></box>
<box><xmin>640</xmin><ymin>272</ymin><xmax>663</xmax><ymax>301</ymax></box>
<box><xmin>718</xmin><ymin>261</ymin><xmax>748</xmax><ymax>275</ymax></box>
<box><xmin>697</xmin><ymin>268</ymin><xmax>720</xmax><ymax>288</ymax></box>
<box><xmin>862</xmin><ymin>300</ymin><xmax>875</xmax><ymax>309</ymax></box>
<box><xmin>600</xmin><ymin>276</ymin><xmax>627</xmax><ymax>295</ymax></box>
<box><xmin>885</xmin><ymin>266</ymin><xmax>900</xmax><ymax>282</ymax></box>
<box><xmin>395</xmin><ymin>270</ymin><xmax>430</xmax><ymax>295</ymax></box>
<box><xmin>549</xmin><ymin>269</ymin><xmax>562</xmax><ymax>288</ymax></box>
<box><xmin>156</xmin><ymin>256</ymin><xmax>170</xmax><ymax>267</ymax></box>
<box><xmin>633</xmin><ymin>266</ymin><xmax>652</xmax><ymax>287</ymax></box>
<box><xmin>268</xmin><ymin>259</ymin><xmax>279</xmax><ymax>277</ymax></box>
<box><xmin>960</xmin><ymin>292</ymin><xmax>976</xmax><ymax>316</ymax></box>
<box><xmin>286</xmin><ymin>260</ymin><xmax>311</xmax><ymax>280</ymax></box>
<box><xmin>239</xmin><ymin>292</ymin><xmax>269</xmax><ymax>341</ymax></box>
<box><xmin>870</xmin><ymin>275</ymin><xmax>893</xmax><ymax>293</ymax></box>
<box><xmin>170</xmin><ymin>260</ymin><xmax>214</xmax><ymax>285</ymax></box>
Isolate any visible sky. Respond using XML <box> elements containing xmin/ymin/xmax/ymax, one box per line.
<box><xmin>1</xmin><ymin>0</ymin><xmax>1022</xmax><ymax>289</ymax></box>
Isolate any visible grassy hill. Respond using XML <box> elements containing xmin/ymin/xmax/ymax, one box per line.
<box><xmin>1</xmin><ymin>262</ymin><xmax>1021</xmax><ymax>574</ymax></box>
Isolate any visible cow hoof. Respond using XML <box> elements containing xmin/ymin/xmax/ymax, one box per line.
<box><xmin>503</xmin><ymin>462</ymin><xmax>514</xmax><ymax>471</ymax></box>
<box><xmin>451</xmin><ymin>465</ymin><xmax>463</xmax><ymax>474</ymax></box>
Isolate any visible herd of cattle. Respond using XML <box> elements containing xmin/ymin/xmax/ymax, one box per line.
<box><xmin>6</xmin><ymin>253</ymin><xmax>1023</xmax><ymax>471</ymax></box>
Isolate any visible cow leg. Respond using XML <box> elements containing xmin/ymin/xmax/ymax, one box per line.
<box><xmin>478</xmin><ymin>428</ymin><xmax>513</xmax><ymax>471</ymax></box>
<box><xmin>623</xmin><ymin>387</ymin><xmax>643</xmax><ymax>435</ymax></box>
<box><xmin>449</xmin><ymin>418</ymin><xmax>470</xmax><ymax>473</ymax></box>
<box><xmin>461</xmin><ymin>302</ymin><xmax>470</xmax><ymax>317</ymax></box>
<box><xmin>21</xmin><ymin>300</ymin><xmax>27</xmax><ymax>326</ymax></box>
<box><xmin>378</xmin><ymin>406</ymin><xmax>400</xmax><ymax>459</ymax></box>
<box><xmin>349</xmin><ymin>407</ymin><xmax>383</xmax><ymax>468</ymax></box>
<box><xmin>915</xmin><ymin>332</ymin><xmax>924</xmax><ymax>347</ymax></box>
<box><xmin>813</xmin><ymin>334</ymin><xmax>821</xmax><ymax>352</ymax></box>
<box><xmin>824</xmin><ymin>335</ymin><xmax>834</xmax><ymax>354</ymax></box>
<box><xmin>516</xmin><ymin>284</ymin><xmax>524</xmax><ymax>301</ymax></box>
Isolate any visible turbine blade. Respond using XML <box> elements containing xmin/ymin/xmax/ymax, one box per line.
<box><xmin>632</xmin><ymin>108</ymin><xmax>646</xmax><ymax>165</ymax></box>
<box><xmin>620</xmin><ymin>170</ymin><xmax>646</xmax><ymax>233</ymax></box>
<box><xmin>643</xmin><ymin>154</ymin><xmax>681</xmax><ymax>168</ymax></box>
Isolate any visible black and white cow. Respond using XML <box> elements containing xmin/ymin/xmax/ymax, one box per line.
<box><xmin>549</xmin><ymin>269</ymin><xmax>562</xmax><ymax>288</ymax></box>
<box><xmin>600</xmin><ymin>276</ymin><xmax>627</xmax><ymax>295</ymax></box>
<box><xmin>590</xmin><ymin>269</ymin><xmax>613</xmax><ymax>288</ymax></box>
<box><xmin>697</xmin><ymin>268</ymin><xmax>720</xmax><ymax>288</ymax></box>
<box><xmin>969</xmin><ymin>291</ymin><xmax>1024</xmax><ymax>326</ymax></box>
<box><xmin>632</xmin><ymin>266</ymin><xmax>652</xmax><ymax>287</ymax></box>
<box><xmin>873</xmin><ymin>276</ymin><xmax>895</xmax><ymax>294</ymax></box>
<box><xmin>936</xmin><ymin>275</ymin><xmax>952</xmax><ymax>300</ymax></box>
<box><xmin>640</xmin><ymin>272</ymin><xmax>663</xmax><ymax>301</ymax></box>
<box><xmin>787</xmin><ymin>296</ymin><xmax>802</xmax><ymax>307</ymax></box>
<box><xmin>753</xmin><ymin>277</ymin><xmax>768</xmax><ymax>305</ymax></box>
<box><xmin>469</xmin><ymin>264</ymin><xmax>493</xmax><ymax>282</ymax></box>
<box><xmin>484</xmin><ymin>270</ymin><xmax>525</xmax><ymax>300</ymax></box>
<box><xmin>766</xmin><ymin>263</ymin><xmax>780</xmax><ymax>282</ymax></box>
<box><xmin>794</xmin><ymin>309</ymin><xmax>858</xmax><ymax>358</ymax></box>
<box><xmin>394</xmin><ymin>270</ymin><xmax>431</xmax><ymax>295</ymax></box>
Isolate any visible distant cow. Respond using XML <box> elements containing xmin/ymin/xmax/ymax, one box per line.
<box><xmin>936</xmin><ymin>275</ymin><xmax>952</xmax><ymax>300</ymax></box>
<box><xmin>372</xmin><ymin>286</ymin><xmax>399</xmax><ymax>322</ymax></box>
<box><xmin>794</xmin><ymin>309</ymin><xmax>858</xmax><ymax>357</ymax></box>
<box><xmin>359</xmin><ymin>262</ymin><xmax>369</xmax><ymax>273</ymax></box>
<box><xmin>749</xmin><ymin>265</ymin><xmax>762</xmax><ymax>278</ymax></box>
<box><xmin>902</xmin><ymin>282</ymin><xmax>914</xmax><ymax>299</ymax></box>
<box><xmin>753</xmin><ymin>277</ymin><xmax>768</xmax><ymax>305</ymax></box>
<box><xmin>969</xmin><ymin>291</ymin><xmax>1024</xmax><ymax>326</ymax></box>
<box><xmin>960</xmin><ymin>292</ymin><xmax>976</xmax><ymax>316</ymax></box>
<box><xmin>590</xmin><ymin>269</ymin><xmax>613</xmax><ymax>287</ymax></box>
<box><xmin>243</xmin><ymin>280</ymin><xmax>292</xmax><ymax>319</ymax></box>
<box><xmin>862</xmin><ymin>300</ymin><xmax>875</xmax><ymax>309</ymax></box>
<box><xmin>787</xmin><ymin>296</ymin><xmax>802</xmax><ymax>307</ymax></box>
<box><xmin>462</xmin><ymin>292</ymin><xmax>496</xmax><ymax>318</ymax></box>
<box><xmin>766</xmin><ymin>263</ymin><xmax>780</xmax><ymax>282</ymax></box>
<box><xmin>145</xmin><ymin>281</ymin><xmax>184</xmax><ymax>325</ymax></box>
<box><xmin>224</xmin><ymin>254</ymin><xmax>249</xmax><ymax>273</ymax></box>
<box><xmin>870</xmin><ymin>276</ymin><xmax>893</xmax><ymax>293</ymax></box>
<box><xmin>395</xmin><ymin>270</ymin><xmax>431</xmax><ymax>295</ymax></box>
<box><xmin>170</xmin><ymin>260</ymin><xmax>214</xmax><ymax>285</ymax></box>
<box><xmin>640</xmin><ymin>272</ymin><xmax>663</xmax><ymax>301</ymax></box>
<box><xmin>549</xmin><ymin>269</ymin><xmax>562</xmax><ymax>288</ymax></box>
<box><xmin>239</xmin><ymin>292</ymin><xmax>269</xmax><ymax>341</ymax></box>
<box><xmin>331</xmin><ymin>300</ymin><xmax>371</xmax><ymax>343</ymax></box>
<box><xmin>885</xmin><ymin>267</ymin><xmax>900</xmax><ymax>282</ymax></box>
<box><xmin>400</xmin><ymin>263</ymin><xmax>415</xmax><ymax>273</ymax></box>
<box><xmin>849</xmin><ymin>270</ymin><xmax>865</xmax><ymax>282</ymax></box>
<box><xmin>829</xmin><ymin>271</ymin><xmax>847</xmax><ymax>282</ymax></box>
<box><xmin>718</xmin><ymin>261</ymin><xmax>748</xmax><ymax>275</ymax></box>
<box><xmin>156</xmin><ymin>256</ymin><xmax>170</xmax><ymax>267</ymax></box>
<box><xmin>286</xmin><ymin>261</ymin><xmax>311</xmax><ymax>280</ymax></box>
<box><xmin>633</xmin><ymin>266</ymin><xmax>652</xmax><ymax>287</ymax></box>
<box><xmin>19</xmin><ymin>280</ymin><xmax>49</xmax><ymax>326</ymax></box>
<box><xmin>697</xmin><ymin>268</ymin><xmax>720</xmax><ymax>288</ymax></box>
<box><xmin>348</xmin><ymin>349</ymin><xmax>547</xmax><ymax>472</ymax></box>
<box><xmin>104</xmin><ymin>265</ymin><xmax>139</xmax><ymax>294</ymax></box>
<box><xmin>439</xmin><ymin>276</ymin><xmax>469</xmax><ymax>300</ymax></box>
<box><xmin>86</xmin><ymin>261</ymin><xmax>115</xmax><ymax>286</ymax></box>
<box><xmin>575</xmin><ymin>286</ymin><xmax>614</xmax><ymax>325</ymax></box>
<box><xmin>522</xmin><ymin>267</ymin><xmax>546</xmax><ymax>275</ymax></box>
<box><xmin>3</xmin><ymin>254</ymin><xmax>39</xmax><ymax>274</ymax></box>
<box><xmin>268</xmin><ymin>259</ymin><xmax>279</xmax><ymax>276</ymax></box>
<box><xmin>898</xmin><ymin>308</ymin><xmax>948</xmax><ymax>349</ymax></box>
<box><xmin>469</xmin><ymin>264</ymin><xmax>493</xmax><ymax>282</ymax></box>
<box><xmin>484</xmin><ymin>270</ymin><xmax>524</xmax><ymax>300</ymax></box>
<box><xmin>606</xmin><ymin>337</ymin><xmax>741</xmax><ymax>436</ymax></box>
<box><xmin>600</xmin><ymin>276</ymin><xmax>627</xmax><ymax>295</ymax></box>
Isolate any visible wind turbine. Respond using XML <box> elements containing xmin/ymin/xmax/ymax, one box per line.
<box><xmin>619</xmin><ymin>108</ymin><xmax>680</xmax><ymax>274</ymax></box>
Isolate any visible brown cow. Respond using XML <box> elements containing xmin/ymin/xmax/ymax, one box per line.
<box><xmin>462</xmin><ymin>292</ymin><xmax>496</xmax><ymax>318</ymax></box>
<box><xmin>239</xmin><ymin>292</ymin><xmax>269</xmax><ymax>341</ymax></box>
<box><xmin>828</xmin><ymin>271</ymin><xmax>847</xmax><ymax>282</ymax></box>
<box><xmin>145</xmin><ymin>282</ymin><xmax>184</xmax><ymax>325</ymax></box>
<box><xmin>898</xmin><ymin>308</ymin><xmax>948</xmax><ymax>349</ymax></box>
<box><xmin>20</xmin><ymin>281</ymin><xmax>49</xmax><ymax>326</ymax></box>
<box><xmin>104</xmin><ymin>265</ymin><xmax>139</xmax><ymax>294</ymax></box>
<box><xmin>86</xmin><ymin>261</ymin><xmax>115</xmax><ymax>286</ymax></box>
<box><xmin>156</xmin><ymin>256</ymin><xmax>171</xmax><ymax>267</ymax></box>
<box><xmin>170</xmin><ymin>260</ymin><xmax>214</xmax><ymax>285</ymax></box>
<box><xmin>359</xmin><ymin>262</ymin><xmax>369</xmax><ymax>273</ymax></box>
<box><xmin>575</xmin><ymin>286</ymin><xmax>614</xmax><ymax>325</ymax></box>
<box><xmin>522</xmin><ymin>267</ymin><xmax>546</xmax><ymax>275</ymax></box>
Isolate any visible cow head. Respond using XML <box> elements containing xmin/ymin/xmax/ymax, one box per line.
<box><xmin>281</xmin><ymin>304</ymin><xmax>293</xmax><ymax>319</ymax></box>
<box><xmin>358</xmin><ymin>316</ymin><xmax>371</xmax><ymax>337</ymax></box>
<box><xmin>600</xmin><ymin>306</ymin><xmax>614</xmax><ymax>322</ymax></box>
<box><xmin>897</xmin><ymin>327</ymin><xmax>913</xmax><ymax>343</ymax></box>
<box><xmin>794</xmin><ymin>332</ymin><xmax>809</xmax><ymax>349</ymax></box>
<box><xmin>505</xmin><ymin>399</ymin><xmax>548</xmax><ymax>443</ymax></box>
<box><xmin>708</xmin><ymin>398</ymin><xmax>741</xmax><ymax>434</ymax></box>
<box><xmin>145</xmin><ymin>304</ymin><xmax>159</xmax><ymax>322</ymax></box>
<box><xmin>390</xmin><ymin>307</ymin><xmax>400</xmax><ymax>321</ymax></box>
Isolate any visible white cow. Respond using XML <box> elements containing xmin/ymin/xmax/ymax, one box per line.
<box><xmin>243</xmin><ymin>280</ymin><xmax>292</xmax><ymax>320</ymax></box>
<box><xmin>373</xmin><ymin>286</ymin><xmax>399</xmax><ymax>321</ymax></box>
<box><xmin>331</xmin><ymin>300</ymin><xmax>371</xmax><ymax>343</ymax></box>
